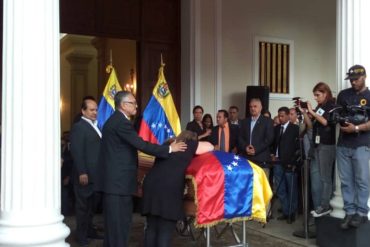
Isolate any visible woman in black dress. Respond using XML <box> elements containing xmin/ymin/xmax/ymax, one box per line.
<box><xmin>200</xmin><ymin>113</ymin><xmax>214</xmax><ymax>141</ymax></box>
<box><xmin>142</xmin><ymin>130</ymin><xmax>214</xmax><ymax>247</ymax></box>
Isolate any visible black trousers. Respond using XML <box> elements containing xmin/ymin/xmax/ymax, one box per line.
<box><xmin>74</xmin><ymin>184</ymin><xmax>95</xmax><ymax>243</ymax></box>
<box><xmin>144</xmin><ymin>215</ymin><xmax>177</xmax><ymax>247</ymax></box>
<box><xmin>103</xmin><ymin>193</ymin><xmax>133</xmax><ymax>247</ymax></box>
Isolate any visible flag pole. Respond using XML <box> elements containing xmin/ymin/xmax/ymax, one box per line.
<box><xmin>106</xmin><ymin>50</ymin><xmax>113</xmax><ymax>73</ymax></box>
<box><xmin>160</xmin><ymin>53</ymin><xmax>165</xmax><ymax>67</ymax></box>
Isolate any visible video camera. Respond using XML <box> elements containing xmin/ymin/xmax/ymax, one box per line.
<box><xmin>328</xmin><ymin>105</ymin><xmax>369</xmax><ymax>126</ymax></box>
<box><xmin>292</xmin><ymin>97</ymin><xmax>308</xmax><ymax>109</ymax></box>
<box><xmin>292</xmin><ymin>97</ymin><xmax>308</xmax><ymax>122</ymax></box>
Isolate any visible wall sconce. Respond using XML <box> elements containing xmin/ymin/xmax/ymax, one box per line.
<box><xmin>60</xmin><ymin>98</ymin><xmax>63</xmax><ymax>112</ymax></box>
<box><xmin>124</xmin><ymin>68</ymin><xmax>137</xmax><ymax>96</ymax></box>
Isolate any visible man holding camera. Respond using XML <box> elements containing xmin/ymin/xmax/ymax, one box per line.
<box><xmin>337</xmin><ymin>65</ymin><xmax>370</xmax><ymax>229</ymax></box>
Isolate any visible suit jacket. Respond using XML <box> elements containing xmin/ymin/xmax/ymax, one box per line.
<box><xmin>209</xmin><ymin>124</ymin><xmax>238</xmax><ymax>152</ymax></box>
<box><xmin>98</xmin><ymin>111</ymin><xmax>170</xmax><ymax>196</ymax></box>
<box><xmin>70</xmin><ymin>119</ymin><xmax>101</xmax><ymax>185</ymax></box>
<box><xmin>272</xmin><ymin>122</ymin><xmax>300</xmax><ymax>167</ymax></box>
<box><xmin>186</xmin><ymin>120</ymin><xmax>206</xmax><ymax>137</ymax></box>
<box><xmin>238</xmin><ymin>115</ymin><xmax>274</xmax><ymax>164</ymax></box>
<box><xmin>230</xmin><ymin>119</ymin><xmax>242</xmax><ymax>127</ymax></box>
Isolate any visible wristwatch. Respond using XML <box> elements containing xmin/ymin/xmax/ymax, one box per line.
<box><xmin>355</xmin><ymin>125</ymin><xmax>360</xmax><ymax>133</ymax></box>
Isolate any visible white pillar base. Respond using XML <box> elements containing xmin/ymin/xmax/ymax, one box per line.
<box><xmin>0</xmin><ymin>218</ymin><xmax>69</xmax><ymax>247</ymax></box>
<box><xmin>330</xmin><ymin>191</ymin><xmax>345</xmax><ymax>219</ymax></box>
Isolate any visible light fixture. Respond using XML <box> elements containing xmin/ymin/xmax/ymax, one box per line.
<box><xmin>124</xmin><ymin>68</ymin><xmax>137</xmax><ymax>96</ymax></box>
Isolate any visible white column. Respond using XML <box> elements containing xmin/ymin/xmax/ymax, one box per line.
<box><xmin>0</xmin><ymin>0</ymin><xmax>70</xmax><ymax>246</ymax></box>
<box><xmin>214</xmin><ymin>0</ymin><xmax>222</xmax><ymax>114</ymax></box>
<box><xmin>330</xmin><ymin>0</ymin><xmax>370</xmax><ymax>219</ymax></box>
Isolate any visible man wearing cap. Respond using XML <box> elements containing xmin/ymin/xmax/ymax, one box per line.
<box><xmin>336</xmin><ymin>65</ymin><xmax>370</xmax><ymax>229</ymax></box>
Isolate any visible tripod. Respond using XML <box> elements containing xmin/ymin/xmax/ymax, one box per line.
<box><xmin>293</xmin><ymin>135</ymin><xmax>316</xmax><ymax>239</ymax></box>
<box><xmin>266</xmin><ymin>162</ymin><xmax>297</xmax><ymax>224</ymax></box>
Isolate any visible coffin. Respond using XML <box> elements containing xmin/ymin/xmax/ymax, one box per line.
<box><xmin>184</xmin><ymin>151</ymin><xmax>272</xmax><ymax>228</ymax></box>
<box><xmin>137</xmin><ymin>151</ymin><xmax>273</xmax><ymax>228</ymax></box>
<box><xmin>136</xmin><ymin>153</ymin><xmax>155</xmax><ymax>197</ymax></box>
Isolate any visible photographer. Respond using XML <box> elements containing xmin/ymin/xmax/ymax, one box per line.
<box><xmin>305</xmin><ymin>82</ymin><xmax>336</xmax><ymax>218</ymax></box>
<box><xmin>336</xmin><ymin>65</ymin><xmax>370</xmax><ymax>229</ymax></box>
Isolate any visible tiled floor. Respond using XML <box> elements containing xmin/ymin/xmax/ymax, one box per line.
<box><xmin>64</xmin><ymin>211</ymin><xmax>318</xmax><ymax>247</ymax></box>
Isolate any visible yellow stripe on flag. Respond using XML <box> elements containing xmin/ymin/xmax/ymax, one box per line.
<box><xmin>152</xmin><ymin>63</ymin><xmax>181</xmax><ymax>136</ymax></box>
<box><xmin>102</xmin><ymin>65</ymin><xmax>123</xmax><ymax>109</ymax></box>
<box><xmin>249</xmin><ymin>161</ymin><xmax>273</xmax><ymax>223</ymax></box>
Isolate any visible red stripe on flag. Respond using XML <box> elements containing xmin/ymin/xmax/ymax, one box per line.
<box><xmin>186</xmin><ymin>152</ymin><xmax>225</xmax><ymax>225</ymax></box>
<box><xmin>138</xmin><ymin>120</ymin><xmax>159</xmax><ymax>144</ymax></box>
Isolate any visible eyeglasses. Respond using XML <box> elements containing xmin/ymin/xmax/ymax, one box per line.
<box><xmin>123</xmin><ymin>101</ymin><xmax>137</xmax><ymax>106</ymax></box>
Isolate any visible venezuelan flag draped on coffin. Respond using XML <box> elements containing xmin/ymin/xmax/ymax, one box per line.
<box><xmin>185</xmin><ymin>151</ymin><xmax>272</xmax><ymax>228</ymax></box>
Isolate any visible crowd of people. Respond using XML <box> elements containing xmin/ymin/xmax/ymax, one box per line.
<box><xmin>62</xmin><ymin>64</ymin><xmax>370</xmax><ymax>246</ymax></box>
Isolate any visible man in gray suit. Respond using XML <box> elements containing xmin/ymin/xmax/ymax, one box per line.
<box><xmin>70</xmin><ymin>97</ymin><xmax>102</xmax><ymax>246</ymax></box>
<box><xmin>99</xmin><ymin>91</ymin><xmax>187</xmax><ymax>247</ymax></box>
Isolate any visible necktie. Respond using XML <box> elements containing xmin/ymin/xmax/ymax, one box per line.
<box><xmin>277</xmin><ymin>126</ymin><xmax>284</xmax><ymax>155</ymax></box>
<box><xmin>220</xmin><ymin>127</ymin><xmax>225</xmax><ymax>152</ymax></box>
<box><xmin>279</xmin><ymin>126</ymin><xmax>284</xmax><ymax>142</ymax></box>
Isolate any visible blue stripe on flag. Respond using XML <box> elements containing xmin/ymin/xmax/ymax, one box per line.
<box><xmin>142</xmin><ymin>96</ymin><xmax>176</xmax><ymax>144</ymax></box>
<box><xmin>213</xmin><ymin>151</ymin><xmax>254</xmax><ymax>219</ymax></box>
<box><xmin>97</xmin><ymin>96</ymin><xmax>115</xmax><ymax>130</ymax></box>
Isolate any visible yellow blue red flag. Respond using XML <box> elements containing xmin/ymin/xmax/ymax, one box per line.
<box><xmin>186</xmin><ymin>151</ymin><xmax>272</xmax><ymax>227</ymax></box>
<box><xmin>139</xmin><ymin>62</ymin><xmax>181</xmax><ymax>144</ymax></box>
<box><xmin>97</xmin><ymin>65</ymin><xmax>122</xmax><ymax>129</ymax></box>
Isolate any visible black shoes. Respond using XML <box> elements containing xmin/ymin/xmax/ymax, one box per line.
<box><xmin>76</xmin><ymin>239</ymin><xmax>89</xmax><ymax>247</ymax></box>
<box><xmin>287</xmin><ymin>214</ymin><xmax>296</xmax><ymax>224</ymax></box>
<box><xmin>340</xmin><ymin>214</ymin><xmax>368</xmax><ymax>229</ymax></box>
<box><xmin>311</xmin><ymin>206</ymin><xmax>332</xmax><ymax>218</ymax></box>
<box><xmin>340</xmin><ymin>214</ymin><xmax>353</xmax><ymax>229</ymax></box>
<box><xmin>88</xmin><ymin>232</ymin><xmax>104</xmax><ymax>240</ymax></box>
<box><xmin>277</xmin><ymin>214</ymin><xmax>295</xmax><ymax>224</ymax></box>
<box><xmin>349</xmin><ymin>214</ymin><xmax>368</xmax><ymax>228</ymax></box>
<box><xmin>277</xmin><ymin>215</ymin><xmax>288</xmax><ymax>220</ymax></box>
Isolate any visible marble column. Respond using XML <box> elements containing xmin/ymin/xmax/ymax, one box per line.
<box><xmin>330</xmin><ymin>0</ymin><xmax>370</xmax><ymax>219</ymax></box>
<box><xmin>0</xmin><ymin>0</ymin><xmax>70</xmax><ymax>246</ymax></box>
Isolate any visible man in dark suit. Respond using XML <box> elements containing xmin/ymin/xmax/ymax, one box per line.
<box><xmin>271</xmin><ymin>106</ymin><xmax>300</xmax><ymax>223</ymax></box>
<box><xmin>99</xmin><ymin>91</ymin><xmax>187</xmax><ymax>247</ymax></box>
<box><xmin>70</xmin><ymin>97</ymin><xmax>102</xmax><ymax>246</ymax></box>
<box><xmin>229</xmin><ymin>105</ymin><xmax>241</xmax><ymax>127</ymax></box>
<box><xmin>238</xmin><ymin>98</ymin><xmax>274</xmax><ymax>169</ymax></box>
<box><xmin>209</xmin><ymin>109</ymin><xmax>238</xmax><ymax>153</ymax></box>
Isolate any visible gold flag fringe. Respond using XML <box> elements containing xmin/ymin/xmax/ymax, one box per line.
<box><xmin>185</xmin><ymin>175</ymin><xmax>268</xmax><ymax>229</ymax></box>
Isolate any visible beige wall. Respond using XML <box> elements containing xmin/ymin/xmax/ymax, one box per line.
<box><xmin>182</xmin><ymin>0</ymin><xmax>336</xmax><ymax>122</ymax></box>
<box><xmin>105</xmin><ymin>39</ymin><xmax>137</xmax><ymax>95</ymax></box>
<box><xmin>199</xmin><ymin>0</ymin><xmax>217</xmax><ymax>116</ymax></box>
<box><xmin>60</xmin><ymin>35</ymin><xmax>136</xmax><ymax>133</ymax></box>
<box><xmin>60</xmin><ymin>35</ymin><xmax>98</xmax><ymax>133</ymax></box>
